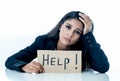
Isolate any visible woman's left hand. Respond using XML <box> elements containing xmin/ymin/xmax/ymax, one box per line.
<box><xmin>79</xmin><ymin>13</ymin><xmax>93</xmax><ymax>35</ymax></box>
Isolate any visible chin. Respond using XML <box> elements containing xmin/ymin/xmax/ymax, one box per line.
<box><xmin>62</xmin><ymin>42</ymin><xmax>72</xmax><ymax>46</ymax></box>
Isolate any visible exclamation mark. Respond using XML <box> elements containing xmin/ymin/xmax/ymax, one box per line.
<box><xmin>75</xmin><ymin>54</ymin><xmax>77</xmax><ymax>69</ymax></box>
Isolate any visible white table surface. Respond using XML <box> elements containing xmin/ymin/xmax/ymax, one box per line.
<box><xmin>0</xmin><ymin>55</ymin><xmax>119</xmax><ymax>81</ymax></box>
<box><xmin>1</xmin><ymin>67</ymin><xmax>119</xmax><ymax>81</ymax></box>
<box><xmin>1</xmin><ymin>54</ymin><xmax>119</xmax><ymax>81</ymax></box>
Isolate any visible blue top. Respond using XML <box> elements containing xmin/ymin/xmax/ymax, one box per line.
<box><xmin>5</xmin><ymin>32</ymin><xmax>109</xmax><ymax>73</ymax></box>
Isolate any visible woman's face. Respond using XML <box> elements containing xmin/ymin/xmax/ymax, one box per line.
<box><xmin>59</xmin><ymin>19</ymin><xmax>83</xmax><ymax>46</ymax></box>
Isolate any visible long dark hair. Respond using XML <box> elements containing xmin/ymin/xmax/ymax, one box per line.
<box><xmin>46</xmin><ymin>11</ymin><xmax>93</xmax><ymax>50</ymax></box>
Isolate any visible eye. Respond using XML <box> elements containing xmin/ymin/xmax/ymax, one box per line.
<box><xmin>65</xmin><ymin>25</ymin><xmax>71</xmax><ymax>30</ymax></box>
<box><xmin>74</xmin><ymin>30</ymin><xmax>81</xmax><ymax>35</ymax></box>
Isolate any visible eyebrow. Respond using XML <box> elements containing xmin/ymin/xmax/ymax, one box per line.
<box><xmin>66</xmin><ymin>23</ymin><xmax>72</xmax><ymax>26</ymax></box>
<box><xmin>66</xmin><ymin>23</ymin><xmax>82</xmax><ymax>32</ymax></box>
<box><xmin>75</xmin><ymin>29</ymin><xmax>82</xmax><ymax>34</ymax></box>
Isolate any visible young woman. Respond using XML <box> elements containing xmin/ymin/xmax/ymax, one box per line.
<box><xmin>5</xmin><ymin>11</ymin><xmax>109</xmax><ymax>73</ymax></box>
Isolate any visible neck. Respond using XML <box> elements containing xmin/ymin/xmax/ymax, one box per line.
<box><xmin>57</xmin><ymin>40</ymin><xmax>70</xmax><ymax>50</ymax></box>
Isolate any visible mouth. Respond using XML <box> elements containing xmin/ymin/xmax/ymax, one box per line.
<box><xmin>64</xmin><ymin>37</ymin><xmax>71</xmax><ymax>43</ymax></box>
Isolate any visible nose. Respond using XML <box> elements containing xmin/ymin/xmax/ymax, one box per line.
<box><xmin>67</xmin><ymin>30</ymin><xmax>74</xmax><ymax>38</ymax></box>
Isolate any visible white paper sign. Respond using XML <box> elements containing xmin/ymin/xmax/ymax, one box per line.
<box><xmin>37</xmin><ymin>50</ymin><xmax>82</xmax><ymax>73</ymax></box>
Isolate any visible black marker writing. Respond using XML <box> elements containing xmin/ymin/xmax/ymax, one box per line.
<box><xmin>64</xmin><ymin>58</ymin><xmax>70</xmax><ymax>70</ymax></box>
<box><xmin>75</xmin><ymin>54</ymin><xmax>78</xmax><ymax>69</ymax></box>
<box><xmin>43</xmin><ymin>54</ymin><xmax>49</xmax><ymax>65</ymax></box>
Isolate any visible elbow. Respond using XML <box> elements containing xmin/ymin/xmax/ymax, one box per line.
<box><xmin>5</xmin><ymin>57</ymin><xmax>15</xmax><ymax>70</ymax></box>
<box><xmin>98</xmin><ymin>64</ymin><xmax>110</xmax><ymax>73</ymax></box>
<box><xmin>92</xmin><ymin>62</ymin><xmax>110</xmax><ymax>73</ymax></box>
<box><xmin>5</xmin><ymin>57</ymin><xmax>11</xmax><ymax>69</ymax></box>
<box><xmin>99</xmin><ymin>61</ymin><xmax>110</xmax><ymax>73</ymax></box>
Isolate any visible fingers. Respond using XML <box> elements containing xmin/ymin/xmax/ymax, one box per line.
<box><xmin>22</xmin><ymin>61</ymin><xmax>45</xmax><ymax>74</ymax></box>
<box><xmin>32</xmin><ymin>61</ymin><xmax>45</xmax><ymax>73</ymax></box>
<box><xmin>79</xmin><ymin>13</ymin><xmax>93</xmax><ymax>34</ymax></box>
<box><xmin>79</xmin><ymin>13</ymin><xmax>92</xmax><ymax>24</ymax></box>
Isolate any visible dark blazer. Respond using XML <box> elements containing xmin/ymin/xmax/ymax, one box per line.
<box><xmin>5</xmin><ymin>32</ymin><xmax>109</xmax><ymax>73</ymax></box>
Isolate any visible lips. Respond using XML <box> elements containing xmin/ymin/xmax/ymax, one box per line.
<box><xmin>64</xmin><ymin>37</ymin><xmax>71</xmax><ymax>42</ymax></box>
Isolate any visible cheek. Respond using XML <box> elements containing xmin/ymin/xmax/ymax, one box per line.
<box><xmin>72</xmin><ymin>35</ymin><xmax>80</xmax><ymax>43</ymax></box>
<box><xmin>59</xmin><ymin>28</ymin><xmax>66</xmax><ymax>37</ymax></box>
<box><xmin>59</xmin><ymin>29</ymin><xmax>64</xmax><ymax>40</ymax></box>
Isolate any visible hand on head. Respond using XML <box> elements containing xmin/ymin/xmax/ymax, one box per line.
<box><xmin>79</xmin><ymin>13</ymin><xmax>93</xmax><ymax>35</ymax></box>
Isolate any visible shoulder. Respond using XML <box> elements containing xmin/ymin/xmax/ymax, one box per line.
<box><xmin>36</xmin><ymin>34</ymin><xmax>48</xmax><ymax>39</ymax></box>
<box><xmin>33</xmin><ymin>34</ymin><xmax>48</xmax><ymax>44</ymax></box>
<box><xmin>35</xmin><ymin>34</ymin><xmax>57</xmax><ymax>43</ymax></box>
<box><xmin>35</xmin><ymin>34</ymin><xmax>56</xmax><ymax>49</ymax></box>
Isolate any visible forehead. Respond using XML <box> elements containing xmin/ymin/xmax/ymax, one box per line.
<box><xmin>63</xmin><ymin>19</ymin><xmax>83</xmax><ymax>28</ymax></box>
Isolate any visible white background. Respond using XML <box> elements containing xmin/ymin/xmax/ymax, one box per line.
<box><xmin>0</xmin><ymin>0</ymin><xmax>120</xmax><ymax>73</ymax></box>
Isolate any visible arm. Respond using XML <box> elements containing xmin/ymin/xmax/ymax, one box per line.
<box><xmin>79</xmin><ymin>13</ymin><xmax>109</xmax><ymax>73</ymax></box>
<box><xmin>81</xmin><ymin>32</ymin><xmax>109</xmax><ymax>73</ymax></box>
<box><xmin>5</xmin><ymin>36</ymin><xmax>45</xmax><ymax>72</ymax></box>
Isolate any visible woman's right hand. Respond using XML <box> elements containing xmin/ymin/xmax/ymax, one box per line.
<box><xmin>22</xmin><ymin>61</ymin><xmax>45</xmax><ymax>73</ymax></box>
